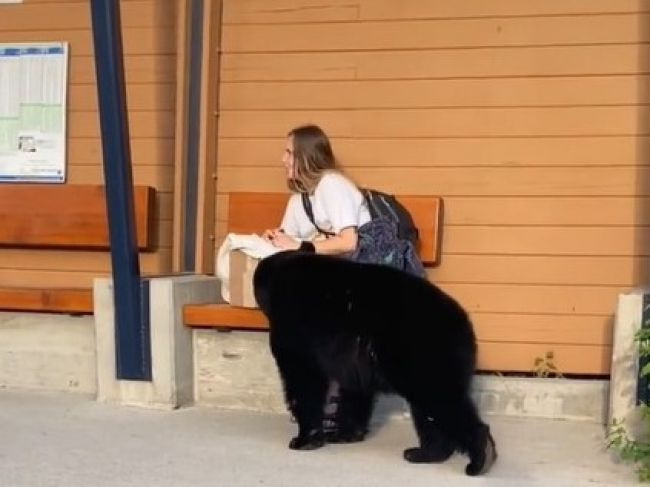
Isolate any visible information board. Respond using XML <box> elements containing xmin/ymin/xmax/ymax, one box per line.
<box><xmin>0</xmin><ymin>42</ymin><xmax>68</xmax><ymax>182</ymax></box>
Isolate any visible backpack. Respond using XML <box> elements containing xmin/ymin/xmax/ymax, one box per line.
<box><xmin>301</xmin><ymin>189</ymin><xmax>419</xmax><ymax>246</ymax></box>
<box><xmin>301</xmin><ymin>189</ymin><xmax>424</xmax><ymax>277</ymax></box>
<box><xmin>361</xmin><ymin>189</ymin><xmax>419</xmax><ymax>246</ymax></box>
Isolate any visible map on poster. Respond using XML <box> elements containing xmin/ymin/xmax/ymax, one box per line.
<box><xmin>0</xmin><ymin>42</ymin><xmax>68</xmax><ymax>183</ymax></box>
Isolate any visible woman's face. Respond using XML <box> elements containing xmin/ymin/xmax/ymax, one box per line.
<box><xmin>282</xmin><ymin>136</ymin><xmax>295</xmax><ymax>179</ymax></box>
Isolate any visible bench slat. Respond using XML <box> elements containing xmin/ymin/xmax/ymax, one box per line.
<box><xmin>0</xmin><ymin>288</ymin><xmax>93</xmax><ymax>314</ymax></box>
<box><xmin>0</xmin><ymin>184</ymin><xmax>155</xmax><ymax>250</ymax></box>
<box><xmin>398</xmin><ymin>196</ymin><xmax>442</xmax><ymax>266</ymax></box>
<box><xmin>183</xmin><ymin>303</ymin><xmax>268</xmax><ymax>329</ymax></box>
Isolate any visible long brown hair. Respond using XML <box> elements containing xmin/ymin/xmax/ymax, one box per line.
<box><xmin>287</xmin><ymin>124</ymin><xmax>337</xmax><ymax>193</ymax></box>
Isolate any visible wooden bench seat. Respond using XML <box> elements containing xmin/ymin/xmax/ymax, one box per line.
<box><xmin>0</xmin><ymin>287</ymin><xmax>93</xmax><ymax>314</ymax></box>
<box><xmin>184</xmin><ymin>303</ymin><xmax>268</xmax><ymax>329</ymax></box>
<box><xmin>183</xmin><ymin>191</ymin><xmax>442</xmax><ymax>330</ymax></box>
<box><xmin>0</xmin><ymin>184</ymin><xmax>156</xmax><ymax>314</ymax></box>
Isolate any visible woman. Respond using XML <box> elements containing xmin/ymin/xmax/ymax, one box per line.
<box><xmin>263</xmin><ymin>124</ymin><xmax>371</xmax><ymax>255</ymax></box>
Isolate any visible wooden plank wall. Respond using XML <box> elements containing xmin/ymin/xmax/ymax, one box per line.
<box><xmin>0</xmin><ymin>0</ymin><xmax>176</xmax><ymax>288</ymax></box>
<box><xmin>214</xmin><ymin>0</ymin><xmax>650</xmax><ymax>375</ymax></box>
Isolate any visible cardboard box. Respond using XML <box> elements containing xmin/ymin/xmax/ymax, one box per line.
<box><xmin>229</xmin><ymin>249</ymin><xmax>260</xmax><ymax>308</ymax></box>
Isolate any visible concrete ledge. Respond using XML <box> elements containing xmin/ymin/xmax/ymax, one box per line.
<box><xmin>194</xmin><ymin>329</ymin><xmax>608</xmax><ymax>423</ymax></box>
<box><xmin>0</xmin><ymin>312</ymin><xmax>96</xmax><ymax>394</ymax></box>
<box><xmin>474</xmin><ymin>375</ymin><xmax>608</xmax><ymax>423</ymax></box>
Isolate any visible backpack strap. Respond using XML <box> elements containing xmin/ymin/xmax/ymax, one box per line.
<box><xmin>362</xmin><ymin>188</ymin><xmax>382</xmax><ymax>220</ymax></box>
<box><xmin>301</xmin><ymin>193</ymin><xmax>336</xmax><ymax>237</ymax></box>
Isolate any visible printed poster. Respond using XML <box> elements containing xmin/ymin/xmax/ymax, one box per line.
<box><xmin>0</xmin><ymin>42</ymin><xmax>68</xmax><ymax>182</ymax></box>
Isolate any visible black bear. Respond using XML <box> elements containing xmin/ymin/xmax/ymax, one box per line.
<box><xmin>253</xmin><ymin>251</ymin><xmax>497</xmax><ymax>476</ymax></box>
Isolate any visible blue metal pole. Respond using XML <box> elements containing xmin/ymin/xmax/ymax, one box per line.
<box><xmin>182</xmin><ymin>0</ymin><xmax>204</xmax><ymax>272</ymax></box>
<box><xmin>89</xmin><ymin>0</ymin><xmax>151</xmax><ymax>381</ymax></box>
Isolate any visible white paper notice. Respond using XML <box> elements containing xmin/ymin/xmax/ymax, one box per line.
<box><xmin>0</xmin><ymin>43</ymin><xmax>68</xmax><ymax>183</ymax></box>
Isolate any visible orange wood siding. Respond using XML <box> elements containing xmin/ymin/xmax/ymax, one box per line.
<box><xmin>0</xmin><ymin>0</ymin><xmax>176</xmax><ymax>288</ymax></box>
<box><xmin>213</xmin><ymin>0</ymin><xmax>650</xmax><ymax>374</ymax></box>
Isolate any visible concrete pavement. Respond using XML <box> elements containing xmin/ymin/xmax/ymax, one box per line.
<box><xmin>0</xmin><ymin>388</ymin><xmax>639</xmax><ymax>487</ymax></box>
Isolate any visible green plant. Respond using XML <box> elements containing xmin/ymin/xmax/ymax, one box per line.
<box><xmin>607</xmin><ymin>328</ymin><xmax>650</xmax><ymax>481</ymax></box>
<box><xmin>532</xmin><ymin>351</ymin><xmax>564</xmax><ymax>378</ymax></box>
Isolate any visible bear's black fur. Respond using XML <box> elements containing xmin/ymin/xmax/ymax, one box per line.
<box><xmin>253</xmin><ymin>251</ymin><xmax>497</xmax><ymax>476</ymax></box>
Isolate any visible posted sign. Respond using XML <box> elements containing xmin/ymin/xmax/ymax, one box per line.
<box><xmin>0</xmin><ymin>42</ymin><xmax>68</xmax><ymax>183</ymax></box>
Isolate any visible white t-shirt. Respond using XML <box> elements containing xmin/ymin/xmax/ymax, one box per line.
<box><xmin>280</xmin><ymin>172</ymin><xmax>371</xmax><ymax>239</ymax></box>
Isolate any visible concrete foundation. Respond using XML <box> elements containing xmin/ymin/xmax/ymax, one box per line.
<box><xmin>0</xmin><ymin>312</ymin><xmax>96</xmax><ymax>394</ymax></box>
<box><xmin>0</xmin><ymin>304</ymin><xmax>611</xmax><ymax>423</ymax></box>
<box><xmin>608</xmin><ymin>288</ymin><xmax>649</xmax><ymax>437</ymax></box>
<box><xmin>194</xmin><ymin>329</ymin><xmax>286</xmax><ymax>413</ymax></box>
<box><xmin>94</xmin><ymin>275</ymin><xmax>218</xmax><ymax>409</ymax></box>
<box><xmin>194</xmin><ymin>328</ymin><xmax>609</xmax><ymax>423</ymax></box>
<box><xmin>474</xmin><ymin>375</ymin><xmax>608</xmax><ymax>423</ymax></box>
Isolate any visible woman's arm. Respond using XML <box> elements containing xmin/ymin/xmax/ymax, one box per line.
<box><xmin>270</xmin><ymin>226</ymin><xmax>358</xmax><ymax>254</ymax></box>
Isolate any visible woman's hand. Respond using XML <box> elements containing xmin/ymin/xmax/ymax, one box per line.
<box><xmin>262</xmin><ymin>228</ymin><xmax>282</xmax><ymax>242</ymax></box>
<box><xmin>263</xmin><ymin>227</ymin><xmax>357</xmax><ymax>253</ymax></box>
<box><xmin>269</xmin><ymin>232</ymin><xmax>300</xmax><ymax>250</ymax></box>
<box><xmin>262</xmin><ymin>227</ymin><xmax>301</xmax><ymax>250</ymax></box>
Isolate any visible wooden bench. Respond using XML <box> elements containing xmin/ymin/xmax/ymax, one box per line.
<box><xmin>0</xmin><ymin>184</ymin><xmax>156</xmax><ymax>314</ymax></box>
<box><xmin>183</xmin><ymin>192</ymin><xmax>443</xmax><ymax>330</ymax></box>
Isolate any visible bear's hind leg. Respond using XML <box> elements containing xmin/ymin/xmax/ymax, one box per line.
<box><xmin>435</xmin><ymin>395</ymin><xmax>497</xmax><ymax>476</ymax></box>
<box><xmin>464</xmin><ymin>422</ymin><xmax>497</xmax><ymax>476</ymax></box>
<box><xmin>403</xmin><ymin>404</ymin><xmax>457</xmax><ymax>463</ymax></box>
<box><xmin>325</xmin><ymin>386</ymin><xmax>375</xmax><ymax>444</ymax></box>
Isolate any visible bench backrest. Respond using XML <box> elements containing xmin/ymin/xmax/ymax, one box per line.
<box><xmin>226</xmin><ymin>192</ymin><xmax>442</xmax><ymax>265</ymax></box>
<box><xmin>0</xmin><ymin>184</ymin><xmax>155</xmax><ymax>250</ymax></box>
